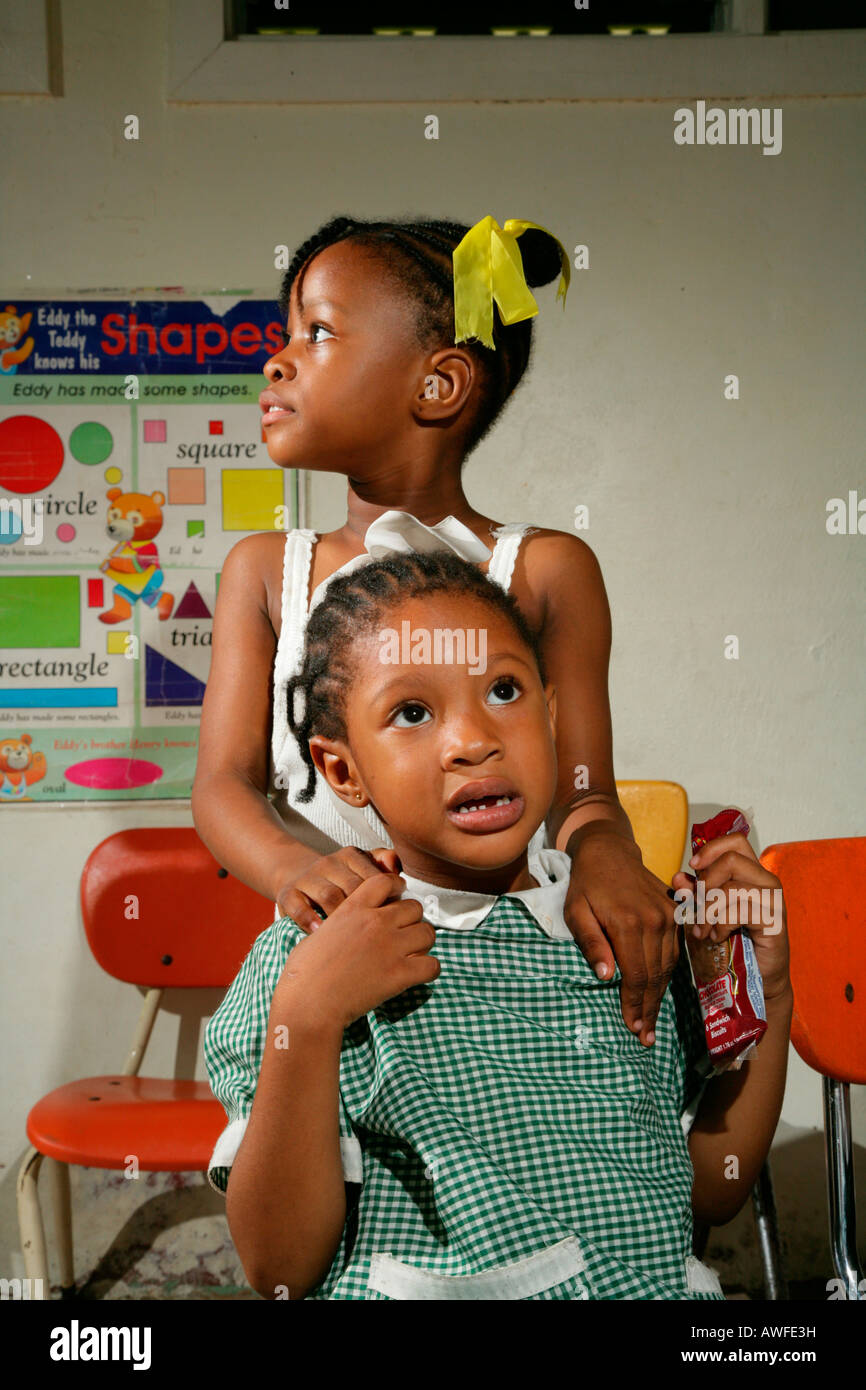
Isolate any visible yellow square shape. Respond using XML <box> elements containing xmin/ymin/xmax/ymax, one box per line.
<box><xmin>221</xmin><ymin>469</ymin><xmax>284</xmax><ymax>532</ymax></box>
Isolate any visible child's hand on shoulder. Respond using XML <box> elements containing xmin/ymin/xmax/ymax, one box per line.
<box><xmin>564</xmin><ymin>831</ymin><xmax>680</xmax><ymax>1046</ymax></box>
<box><xmin>275</xmin><ymin>871</ymin><xmax>439</xmax><ymax>1030</ymax></box>
<box><xmin>672</xmin><ymin>834</ymin><xmax>791</xmax><ymax>1002</ymax></box>
<box><xmin>276</xmin><ymin>846</ymin><xmax>403</xmax><ymax>931</ymax></box>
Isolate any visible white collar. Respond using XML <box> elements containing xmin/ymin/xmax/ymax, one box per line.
<box><xmin>308</xmin><ymin>509</ymin><xmax>493</xmax><ymax>615</ymax></box>
<box><xmin>398</xmin><ymin>847</ymin><xmax>574</xmax><ymax>941</ymax></box>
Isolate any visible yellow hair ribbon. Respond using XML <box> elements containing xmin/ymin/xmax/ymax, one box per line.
<box><xmin>452</xmin><ymin>216</ymin><xmax>571</xmax><ymax>349</ymax></box>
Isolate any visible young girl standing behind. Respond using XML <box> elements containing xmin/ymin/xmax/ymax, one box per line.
<box><xmin>193</xmin><ymin>213</ymin><xmax>679</xmax><ymax>1045</ymax></box>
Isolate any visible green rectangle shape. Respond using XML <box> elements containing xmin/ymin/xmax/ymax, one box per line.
<box><xmin>0</xmin><ymin>575</ymin><xmax>80</xmax><ymax>648</ymax></box>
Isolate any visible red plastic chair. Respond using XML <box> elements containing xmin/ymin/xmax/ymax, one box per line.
<box><xmin>16</xmin><ymin>828</ymin><xmax>275</xmax><ymax>1300</ymax></box>
<box><xmin>760</xmin><ymin>837</ymin><xmax>866</xmax><ymax>1300</ymax></box>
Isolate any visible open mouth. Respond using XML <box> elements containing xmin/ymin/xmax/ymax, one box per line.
<box><xmin>446</xmin><ymin>790</ymin><xmax>525</xmax><ymax>833</ymax></box>
<box><xmin>262</xmin><ymin>405</ymin><xmax>296</xmax><ymax>426</ymax></box>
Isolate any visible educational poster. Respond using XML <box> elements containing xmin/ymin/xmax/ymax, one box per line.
<box><xmin>0</xmin><ymin>296</ymin><xmax>295</xmax><ymax>801</ymax></box>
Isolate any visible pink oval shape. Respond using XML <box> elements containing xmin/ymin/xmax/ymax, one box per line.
<box><xmin>64</xmin><ymin>757</ymin><xmax>164</xmax><ymax>790</ymax></box>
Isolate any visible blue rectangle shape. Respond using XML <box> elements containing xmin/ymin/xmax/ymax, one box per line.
<box><xmin>0</xmin><ymin>688</ymin><xmax>118</xmax><ymax>709</ymax></box>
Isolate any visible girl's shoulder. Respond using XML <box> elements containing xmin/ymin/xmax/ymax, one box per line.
<box><xmin>221</xmin><ymin>527</ymin><xmax>290</xmax><ymax>582</ymax></box>
<box><xmin>507</xmin><ymin>525</ymin><xmax>606</xmax><ymax>630</ymax></box>
<box><xmin>512</xmin><ymin>523</ymin><xmax>599</xmax><ymax>564</ymax></box>
<box><xmin>220</xmin><ymin>528</ymin><xmax>305</xmax><ymax>637</ymax></box>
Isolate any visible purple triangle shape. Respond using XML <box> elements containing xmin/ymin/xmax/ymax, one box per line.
<box><xmin>174</xmin><ymin>581</ymin><xmax>212</xmax><ymax>620</ymax></box>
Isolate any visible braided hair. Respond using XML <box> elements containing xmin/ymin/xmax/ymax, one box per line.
<box><xmin>285</xmin><ymin>549</ymin><xmax>547</xmax><ymax>805</ymax></box>
<box><xmin>277</xmin><ymin>215</ymin><xmax>563</xmax><ymax>458</ymax></box>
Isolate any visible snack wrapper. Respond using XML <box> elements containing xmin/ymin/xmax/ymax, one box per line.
<box><xmin>683</xmin><ymin>808</ymin><xmax>768</xmax><ymax>1073</ymax></box>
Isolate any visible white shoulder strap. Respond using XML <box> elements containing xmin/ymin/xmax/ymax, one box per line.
<box><xmin>277</xmin><ymin>528</ymin><xmax>318</xmax><ymax>675</ymax></box>
<box><xmin>486</xmin><ymin>523</ymin><xmax>540</xmax><ymax>592</ymax></box>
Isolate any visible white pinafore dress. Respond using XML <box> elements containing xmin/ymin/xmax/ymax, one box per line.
<box><xmin>267</xmin><ymin>511</ymin><xmax>548</xmax><ymax>912</ymax></box>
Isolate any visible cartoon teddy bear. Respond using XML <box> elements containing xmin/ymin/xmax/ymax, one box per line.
<box><xmin>0</xmin><ymin>734</ymin><xmax>47</xmax><ymax>801</ymax></box>
<box><xmin>0</xmin><ymin>306</ymin><xmax>34</xmax><ymax>374</ymax></box>
<box><xmin>98</xmin><ymin>488</ymin><xmax>174</xmax><ymax>623</ymax></box>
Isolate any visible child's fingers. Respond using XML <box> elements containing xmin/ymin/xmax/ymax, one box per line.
<box><xmin>565</xmin><ymin>891</ymin><xmax>650</xmax><ymax>1035</ymax></box>
<box><xmin>340</xmin><ymin>869</ymin><xmax>407</xmax><ymax>908</ymax></box>
<box><xmin>674</xmin><ymin>862</ymin><xmax>782</xmax><ymax>940</ymax></box>
<box><xmin>671</xmin><ymin>871</ymin><xmax>694</xmax><ymax>890</ymax></box>
<box><xmin>636</xmin><ymin>916</ymin><xmax>680</xmax><ymax>1048</ymax></box>
<box><xmin>367</xmin><ymin>847</ymin><xmax>403</xmax><ymax>876</ymax></box>
<box><xmin>690</xmin><ymin>879</ymin><xmax>785</xmax><ymax>943</ymax></box>
<box><xmin>293</xmin><ymin>872</ymin><xmax>353</xmax><ymax>920</ymax></box>
<box><xmin>562</xmin><ymin>894</ymin><xmax>617</xmax><ymax>983</ymax></box>
<box><xmin>325</xmin><ymin>848</ymin><xmax>395</xmax><ymax>896</ymax></box>
<box><xmin>286</xmin><ymin>869</ymin><xmax>407</xmax><ymax>934</ymax></box>
<box><xmin>279</xmin><ymin>887</ymin><xmax>327</xmax><ymax>934</ymax></box>
<box><xmin>397</xmin><ymin>920</ymin><xmax>438</xmax><ymax>958</ymax></box>
<box><xmin>695</xmin><ymin>851</ymin><xmax>779</xmax><ymax>894</ymax></box>
<box><xmin>689</xmin><ymin>833</ymin><xmax>755</xmax><ymax>872</ymax></box>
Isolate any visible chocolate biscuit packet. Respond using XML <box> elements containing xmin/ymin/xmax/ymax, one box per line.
<box><xmin>684</xmin><ymin>809</ymin><xmax>768</xmax><ymax>1073</ymax></box>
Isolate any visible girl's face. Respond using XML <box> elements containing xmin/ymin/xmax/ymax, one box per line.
<box><xmin>261</xmin><ymin>240</ymin><xmax>446</xmax><ymax>476</ymax></box>
<box><xmin>309</xmin><ymin>591</ymin><xmax>558</xmax><ymax>890</ymax></box>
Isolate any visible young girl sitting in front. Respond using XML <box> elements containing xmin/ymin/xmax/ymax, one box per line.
<box><xmin>204</xmin><ymin>550</ymin><xmax>792</xmax><ymax>1302</ymax></box>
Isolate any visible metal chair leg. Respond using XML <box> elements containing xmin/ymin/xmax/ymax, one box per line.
<box><xmin>823</xmin><ymin>1076</ymin><xmax>865</xmax><ymax>1299</ymax></box>
<box><xmin>45</xmin><ymin>1158</ymin><xmax>75</xmax><ymax>1297</ymax></box>
<box><xmin>750</xmin><ymin>1158</ymin><xmax>788</xmax><ymax>1299</ymax></box>
<box><xmin>16</xmin><ymin>1146</ymin><xmax>50</xmax><ymax>1299</ymax></box>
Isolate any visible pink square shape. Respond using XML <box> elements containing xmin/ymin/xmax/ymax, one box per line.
<box><xmin>167</xmin><ymin>467</ymin><xmax>206</xmax><ymax>505</ymax></box>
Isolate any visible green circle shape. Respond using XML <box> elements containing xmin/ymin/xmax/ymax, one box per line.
<box><xmin>70</xmin><ymin>421</ymin><xmax>113</xmax><ymax>465</ymax></box>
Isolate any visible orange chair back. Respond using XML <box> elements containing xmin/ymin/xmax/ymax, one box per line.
<box><xmin>760</xmin><ymin>838</ymin><xmax>866</xmax><ymax>1084</ymax></box>
<box><xmin>615</xmin><ymin>780</ymin><xmax>688</xmax><ymax>887</ymax></box>
<box><xmin>80</xmin><ymin>828</ymin><xmax>276</xmax><ymax>988</ymax></box>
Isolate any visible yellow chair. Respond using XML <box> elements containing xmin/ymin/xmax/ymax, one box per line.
<box><xmin>610</xmin><ymin>781</ymin><xmax>786</xmax><ymax>1299</ymax></box>
<box><xmin>614</xmin><ymin>779</ymin><xmax>688</xmax><ymax>883</ymax></box>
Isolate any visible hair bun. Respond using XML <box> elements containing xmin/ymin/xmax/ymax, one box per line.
<box><xmin>517</xmin><ymin>227</ymin><xmax>564</xmax><ymax>289</ymax></box>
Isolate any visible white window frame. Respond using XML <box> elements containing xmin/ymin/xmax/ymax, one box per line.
<box><xmin>167</xmin><ymin>1</ymin><xmax>866</xmax><ymax>104</ymax></box>
<box><xmin>2</xmin><ymin>2</ymin><xmax>862</xmax><ymax>101</ymax></box>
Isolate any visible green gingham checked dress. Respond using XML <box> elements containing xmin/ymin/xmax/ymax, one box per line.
<box><xmin>205</xmin><ymin>848</ymin><xmax>724</xmax><ymax>1301</ymax></box>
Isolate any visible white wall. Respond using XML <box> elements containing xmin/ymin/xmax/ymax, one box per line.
<box><xmin>1</xmin><ymin>0</ymin><xmax>863</xmax><ymax>1290</ymax></box>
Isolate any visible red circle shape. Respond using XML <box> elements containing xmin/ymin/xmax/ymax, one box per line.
<box><xmin>64</xmin><ymin>758</ymin><xmax>164</xmax><ymax>790</ymax></box>
<box><xmin>0</xmin><ymin>415</ymin><xmax>65</xmax><ymax>493</ymax></box>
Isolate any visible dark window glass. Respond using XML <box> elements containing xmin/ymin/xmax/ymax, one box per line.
<box><xmin>230</xmin><ymin>1</ymin><xmax>723</xmax><ymax>37</ymax></box>
<box><xmin>768</xmin><ymin>0</ymin><xmax>864</xmax><ymax>28</ymax></box>
<box><xmin>231</xmin><ymin>1</ymin><xmax>865</xmax><ymax>36</ymax></box>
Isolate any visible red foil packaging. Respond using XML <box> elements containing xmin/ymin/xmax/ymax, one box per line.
<box><xmin>684</xmin><ymin>808</ymin><xmax>768</xmax><ymax>1072</ymax></box>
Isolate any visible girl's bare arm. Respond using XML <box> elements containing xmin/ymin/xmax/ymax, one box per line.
<box><xmin>518</xmin><ymin>531</ymin><xmax>690</xmax><ymax>1046</ymax></box>
<box><xmin>688</xmin><ymin>986</ymin><xmax>793</xmax><ymax>1225</ymax></box>
<box><xmin>191</xmin><ymin>535</ymin><xmax>320</xmax><ymax>901</ymax></box>
<box><xmin>226</xmin><ymin>983</ymin><xmax>347</xmax><ymax>1300</ymax></box>
<box><xmin>519</xmin><ymin>532</ymin><xmax>636</xmax><ymax>854</ymax></box>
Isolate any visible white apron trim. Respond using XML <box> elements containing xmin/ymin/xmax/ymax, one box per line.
<box><xmin>685</xmin><ymin>1255</ymin><xmax>724</xmax><ymax>1295</ymax></box>
<box><xmin>367</xmin><ymin>1235</ymin><xmax>587</xmax><ymax>1300</ymax></box>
